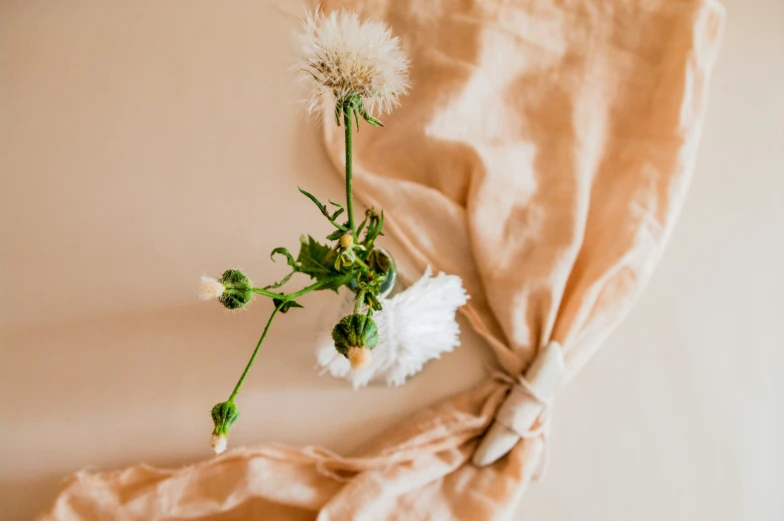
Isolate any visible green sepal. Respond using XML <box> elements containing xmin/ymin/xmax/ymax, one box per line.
<box><xmin>331</xmin><ymin>313</ymin><xmax>379</xmax><ymax>356</ymax></box>
<box><xmin>334</xmin><ymin>102</ymin><xmax>342</xmax><ymax>127</ymax></box>
<box><xmin>358</xmin><ymin>103</ymin><xmax>384</xmax><ymax>127</ymax></box>
<box><xmin>211</xmin><ymin>401</ymin><xmax>239</xmax><ymax>436</ymax></box>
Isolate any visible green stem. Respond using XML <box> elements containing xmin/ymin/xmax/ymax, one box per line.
<box><xmin>353</xmin><ymin>256</ymin><xmax>370</xmax><ymax>271</ymax></box>
<box><xmin>353</xmin><ymin>287</ymin><xmax>366</xmax><ymax>315</ymax></box>
<box><xmin>344</xmin><ymin>100</ymin><xmax>356</xmax><ymax>239</ymax></box>
<box><xmin>228</xmin><ymin>303</ymin><xmax>281</xmax><ymax>403</ymax></box>
<box><xmin>252</xmin><ymin>280</ymin><xmax>326</xmax><ymax>301</ymax></box>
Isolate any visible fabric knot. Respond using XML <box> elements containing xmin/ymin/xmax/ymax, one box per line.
<box><xmin>493</xmin><ymin>341</ymin><xmax>565</xmax><ymax>439</ymax></box>
<box><xmin>493</xmin><ymin>374</ymin><xmax>552</xmax><ymax>439</ymax></box>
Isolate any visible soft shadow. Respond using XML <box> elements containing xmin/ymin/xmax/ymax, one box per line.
<box><xmin>1</xmin><ymin>297</ymin><xmax>492</xmax><ymax>520</ymax></box>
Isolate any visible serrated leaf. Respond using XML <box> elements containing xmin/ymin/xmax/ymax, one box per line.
<box><xmin>296</xmin><ymin>235</ymin><xmax>347</xmax><ymax>291</ymax></box>
<box><xmin>297</xmin><ymin>235</ymin><xmax>336</xmax><ymax>274</ymax></box>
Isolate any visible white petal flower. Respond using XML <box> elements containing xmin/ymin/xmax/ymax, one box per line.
<box><xmin>296</xmin><ymin>8</ymin><xmax>410</xmax><ymax>119</ymax></box>
<box><xmin>199</xmin><ymin>276</ymin><xmax>225</xmax><ymax>301</ymax></box>
<box><xmin>211</xmin><ymin>433</ymin><xmax>227</xmax><ymax>454</ymax></box>
<box><xmin>317</xmin><ymin>268</ymin><xmax>469</xmax><ymax>388</ymax></box>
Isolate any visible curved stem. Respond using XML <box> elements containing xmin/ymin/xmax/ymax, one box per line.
<box><xmin>343</xmin><ymin>101</ymin><xmax>356</xmax><ymax>239</ymax></box>
<box><xmin>228</xmin><ymin>303</ymin><xmax>281</xmax><ymax>403</ymax></box>
<box><xmin>252</xmin><ymin>280</ymin><xmax>326</xmax><ymax>301</ymax></box>
<box><xmin>353</xmin><ymin>288</ymin><xmax>366</xmax><ymax>315</ymax></box>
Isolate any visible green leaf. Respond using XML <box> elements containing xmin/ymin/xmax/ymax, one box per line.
<box><xmin>356</xmin><ymin>213</ymin><xmax>369</xmax><ymax>238</ymax></box>
<box><xmin>326</xmin><ymin>228</ymin><xmax>345</xmax><ymax>241</ymax></box>
<box><xmin>298</xmin><ymin>188</ymin><xmax>328</xmax><ymax>217</ymax></box>
<box><xmin>366</xmin><ymin>291</ymin><xmax>383</xmax><ymax>312</ymax></box>
<box><xmin>263</xmin><ymin>270</ymin><xmax>295</xmax><ymax>290</ymax></box>
<box><xmin>296</xmin><ymin>235</ymin><xmax>348</xmax><ymax>291</ymax></box>
<box><xmin>297</xmin><ymin>235</ymin><xmax>336</xmax><ymax>274</ymax></box>
<box><xmin>270</xmin><ymin>247</ymin><xmax>298</xmax><ymax>270</ymax></box>
<box><xmin>362</xmin><ymin>209</ymin><xmax>385</xmax><ymax>250</ymax></box>
<box><xmin>273</xmin><ymin>298</ymin><xmax>304</xmax><ymax>313</ymax></box>
<box><xmin>328</xmin><ymin>201</ymin><xmax>345</xmax><ymax>222</ymax></box>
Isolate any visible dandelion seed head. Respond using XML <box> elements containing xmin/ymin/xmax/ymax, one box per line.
<box><xmin>199</xmin><ymin>276</ymin><xmax>226</xmax><ymax>301</ymax></box>
<box><xmin>296</xmin><ymin>9</ymin><xmax>410</xmax><ymax>120</ymax></box>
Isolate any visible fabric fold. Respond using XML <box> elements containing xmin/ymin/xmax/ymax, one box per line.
<box><xmin>37</xmin><ymin>0</ymin><xmax>725</xmax><ymax>519</ymax></box>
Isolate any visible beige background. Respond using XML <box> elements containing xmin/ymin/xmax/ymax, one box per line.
<box><xmin>1</xmin><ymin>1</ymin><xmax>782</xmax><ymax>520</ymax></box>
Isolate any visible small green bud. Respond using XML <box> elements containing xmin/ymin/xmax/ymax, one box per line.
<box><xmin>331</xmin><ymin>313</ymin><xmax>379</xmax><ymax>357</ymax></box>
<box><xmin>218</xmin><ymin>269</ymin><xmax>253</xmax><ymax>310</ymax></box>
<box><xmin>210</xmin><ymin>401</ymin><xmax>239</xmax><ymax>454</ymax></box>
<box><xmin>211</xmin><ymin>401</ymin><xmax>239</xmax><ymax>435</ymax></box>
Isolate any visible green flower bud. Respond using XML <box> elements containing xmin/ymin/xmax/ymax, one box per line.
<box><xmin>211</xmin><ymin>401</ymin><xmax>239</xmax><ymax>436</ymax></box>
<box><xmin>210</xmin><ymin>401</ymin><xmax>239</xmax><ymax>454</ymax></box>
<box><xmin>218</xmin><ymin>269</ymin><xmax>253</xmax><ymax>310</ymax></box>
<box><xmin>331</xmin><ymin>313</ymin><xmax>379</xmax><ymax>357</ymax></box>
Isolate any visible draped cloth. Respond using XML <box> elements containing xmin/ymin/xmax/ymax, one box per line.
<box><xmin>37</xmin><ymin>0</ymin><xmax>725</xmax><ymax>519</ymax></box>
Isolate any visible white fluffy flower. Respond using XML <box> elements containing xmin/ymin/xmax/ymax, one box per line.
<box><xmin>211</xmin><ymin>433</ymin><xmax>227</xmax><ymax>454</ymax></box>
<box><xmin>198</xmin><ymin>276</ymin><xmax>225</xmax><ymax>301</ymax></box>
<box><xmin>296</xmin><ymin>8</ymin><xmax>410</xmax><ymax>119</ymax></box>
<box><xmin>317</xmin><ymin>268</ymin><xmax>469</xmax><ymax>388</ymax></box>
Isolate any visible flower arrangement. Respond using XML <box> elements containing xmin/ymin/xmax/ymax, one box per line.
<box><xmin>200</xmin><ymin>9</ymin><xmax>466</xmax><ymax>455</ymax></box>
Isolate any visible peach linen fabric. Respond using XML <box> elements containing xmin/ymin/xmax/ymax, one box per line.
<box><xmin>38</xmin><ymin>0</ymin><xmax>725</xmax><ymax>519</ymax></box>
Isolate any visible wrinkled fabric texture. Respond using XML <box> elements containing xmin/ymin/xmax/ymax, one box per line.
<box><xmin>38</xmin><ymin>0</ymin><xmax>724</xmax><ymax>519</ymax></box>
